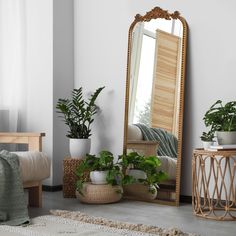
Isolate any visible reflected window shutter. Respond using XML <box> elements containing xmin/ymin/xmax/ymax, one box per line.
<box><xmin>151</xmin><ymin>29</ymin><xmax>181</xmax><ymax>137</ymax></box>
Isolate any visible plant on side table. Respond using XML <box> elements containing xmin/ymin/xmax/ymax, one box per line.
<box><xmin>200</xmin><ymin>130</ymin><xmax>215</xmax><ymax>150</ymax></box>
<box><xmin>119</xmin><ymin>152</ymin><xmax>168</xmax><ymax>200</ymax></box>
<box><xmin>203</xmin><ymin>100</ymin><xmax>236</xmax><ymax>145</ymax></box>
<box><xmin>56</xmin><ymin>86</ymin><xmax>105</xmax><ymax>158</ymax></box>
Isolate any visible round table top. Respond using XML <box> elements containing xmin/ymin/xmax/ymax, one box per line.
<box><xmin>193</xmin><ymin>148</ymin><xmax>236</xmax><ymax>156</ymax></box>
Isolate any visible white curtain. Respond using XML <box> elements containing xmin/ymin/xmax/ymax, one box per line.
<box><xmin>0</xmin><ymin>0</ymin><xmax>26</xmax><ymax>132</ymax></box>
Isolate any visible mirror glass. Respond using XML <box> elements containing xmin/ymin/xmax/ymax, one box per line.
<box><xmin>124</xmin><ymin>7</ymin><xmax>187</xmax><ymax>205</ymax></box>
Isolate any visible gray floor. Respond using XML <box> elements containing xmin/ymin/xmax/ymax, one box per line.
<box><xmin>29</xmin><ymin>191</ymin><xmax>236</xmax><ymax>236</ymax></box>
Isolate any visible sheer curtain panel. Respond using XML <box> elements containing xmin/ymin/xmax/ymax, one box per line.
<box><xmin>0</xmin><ymin>0</ymin><xmax>26</xmax><ymax>132</ymax></box>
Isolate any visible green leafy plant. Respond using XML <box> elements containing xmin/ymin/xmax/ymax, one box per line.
<box><xmin>56</xmin><ymin>87</ymin><xmax>105</xmax><ymax>139</ymax></box>
<box><xmin>200</xmin><ymin>130</ymin><xmax>215</xmax><ymax>142</ymax></box>
<box><xmin>118</xmin><ymin>152</ymin><xmax>168</xmax><ymax>193</ymax></box>
<box><xmin>75</xmin><ymin>151</ymin><xmax>133</xmax><ymax>195</ymax></box>
<box><xmin>203</xmin><ymin>100</ymin><xmax>236</xmax><ymax>132</ymax></box>
<box><xmin>106</xmin><ymin>166</ymin><xmax>134</xmax><ymax>192</ymax></box>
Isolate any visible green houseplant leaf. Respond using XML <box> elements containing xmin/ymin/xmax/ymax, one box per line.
<box><xmin>119</xmin><ymin>152</ymin><xmax>168</xmax><ymax>193</ymax></box>
<box><xmin>56</xmin><ymin>86</ymin><xmax>105</xmax><ymax>139</ymax></box>
<box><xmin>75</xmin><ymin>150</ymin><xmax>125</xmax><ymax>194</ymax></box>
<box><xmin>200</xmin><ymin>130</ymin><xmax>215</xmax><ymax>142</ymax></box>
<box><xmin>203</xmin><ymin>100</ymin><xmax>236</xmax><ymax>132</ymax></box>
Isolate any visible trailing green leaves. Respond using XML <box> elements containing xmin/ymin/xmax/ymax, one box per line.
<box><xmin>119</xmin><ymin>152</ymin><xmax>168</xmax><ymax>192</ymax></box>
<box><xmin>56</xmin><ymin>86</ymin><xmax>105</xmax><ymax>138</ymax></box>
<box><xmin>75</xmin><ymin>150</ymin><xmax>168</xmax><ymax>195</ymax></box>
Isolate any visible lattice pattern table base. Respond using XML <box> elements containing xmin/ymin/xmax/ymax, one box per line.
<box><xmin>192</xmin><ymin>149</ymin><xmax>236</xmax><ymax>220</ymax></box>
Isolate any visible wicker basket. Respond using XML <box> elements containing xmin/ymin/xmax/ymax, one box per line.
<box><xmin>63</xmin><ymin>158</ymin><xmax>88</xmax><ymax>198</ymax></box>
<box><xmin>76</xmin><ymin>183</ymin><xmax>123</xmax><ymax>204</ymax></box>
<box><xmin>123</xmin><ymin>183</ymin><xmax>157</xmax><ymax>200</ymax></box>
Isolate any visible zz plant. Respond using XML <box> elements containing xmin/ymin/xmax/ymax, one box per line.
<box><xmin>56</xmin><ymin>87</ymin><xmax>105</xmax><ymax>139</ymax></box>
<box><xmin>200</xmin><ymin>130</ymin><xmax>215</xmax><ymax>142</ymax></box>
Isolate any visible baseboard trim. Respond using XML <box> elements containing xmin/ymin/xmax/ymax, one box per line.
<box><xmin>180</xmin><ymin>195</ymin><xmax>192</xmax><ymax>203</ymax></box>
<box><xmin>42</xmin><ymin>185</ymin><xmax>62</xmax><ymax>192</ymax></box>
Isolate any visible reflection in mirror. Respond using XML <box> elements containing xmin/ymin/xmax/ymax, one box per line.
<box><xmin>124</xmin><ymin>7</ymin><xmax>187</xmax><ymax>206</ymax></box>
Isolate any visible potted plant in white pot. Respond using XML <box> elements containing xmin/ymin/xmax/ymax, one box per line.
<box><xmin>200</xmin><ymin>130</ymin><xmax>215</xmax><ymax>150</ymax></box>
<box><xmin>119</xmin><ymin>152</ymin><xmax>168</xmax><ymax>200</ymax></box>
<box><xmin>75</xmin><ymin>151</ymin><xmax>134</xmax><ymax>203</ymax></box>
<box><xmin>203</xmin><ymin>100</ymin><xmax>236</xmax><ymax>145</ymax></box>
<box><xmin>56</xmin><ymin>87</ymin><xmax>105</xmax><ymax>158</ymax></box>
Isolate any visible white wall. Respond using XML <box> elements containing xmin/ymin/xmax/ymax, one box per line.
<box><xmin>53</xmin><ymin>0</ymin><xmax>74</xmax><ymax>186</ymax></box>
<box><xmin>74</xmin><ymin>0</ymin><xmax>236</xmax><ymax>196</ymax></box>
<box><xmin>25</xmin><ymin>0</ymin><xmax>74</xmax><ymax>186</ymax></box>
<box><xmin>26</xmin><ymin>0</ymin><xmax>53</xmax><ymax>185</ymax></box>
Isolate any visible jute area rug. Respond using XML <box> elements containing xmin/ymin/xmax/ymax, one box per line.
<box><xmin>0</xmin><ymin>210</ymin><xmax>198</xmax><ymax>236</ymax></box>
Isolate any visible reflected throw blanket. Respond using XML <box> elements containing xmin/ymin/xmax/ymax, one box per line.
<box><xmin>135</xmin><ymin>123</ymin><xmax>178</xmax><ymax>158</ymax></box>
<box><xmin>0</xmin><ymin>150</ymin><xmax>29</xmax><ymax>226</ymax></box>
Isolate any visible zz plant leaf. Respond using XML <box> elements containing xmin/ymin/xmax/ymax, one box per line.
<box><xmin>56</xmin><ymin>86</ymin><xmax>105</xmax><ymax>139</ymax></box>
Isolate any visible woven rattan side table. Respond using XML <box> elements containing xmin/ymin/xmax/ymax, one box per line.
<box><xmin>192</xmin><ymin>148</ymin><xmax>236</xmax><ymax>220</ymax></box>
<box><xmin>63</xmin><ymin>158</ymin><xmax>88</xmax><ymax>198</ymax></box>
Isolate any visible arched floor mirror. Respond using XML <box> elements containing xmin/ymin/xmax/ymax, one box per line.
<box><xmin>123</xmin><ymin>7</ymin><xmax>187</xmax><ymax>206</ymax></box>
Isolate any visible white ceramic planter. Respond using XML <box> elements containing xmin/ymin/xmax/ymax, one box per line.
<box><xmin>217</xmin><ymin>131</ymin><xmax>236</xmax><ymax>145</ymax></box>
<box><xmin>202</xmin><ymin>141</ymin><xmax>214</xmax><ymax>150</ymax></box>
<box><xmin>69</xmin><ymin>138</ymin><xmax>91</xmax><ymax>159</ymax></box>
<box><xmin>90</xmin><ymin>170</ymin><xmax>109</xmax><ymax>185</ymax></box>
<box><xmin>127</xmin><ymin>169</ymin><xmax>147</xmax><ymax>180</ymax></box>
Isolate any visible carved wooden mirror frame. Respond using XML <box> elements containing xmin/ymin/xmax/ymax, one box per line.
<box><xmin>123</xmin><ymin>7</ymin><xmax>188</xmax><ymax>206</ymax></box>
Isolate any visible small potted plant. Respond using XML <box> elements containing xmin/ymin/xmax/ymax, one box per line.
<box><xmin>56</xmin><ymin>86</ymin><xmax>105</xmax><ymax>158</ymax></box>
<box><xmin>203</xmin><ymin>100</ymin><xmax>236</xmax><ymax>145</ymax></box>
<box><xmin>76</xmin><ymin>151</ymin><xmax>114</xmax><ymax>187</ymax></box>
<box><xmin>200</xmin><ymin>130</ymin><xmax>215</xmax><ymax>150</ymax></box>
<box><xmin>119</xmin><ymin>152</ymin><xmax>168</xmax><ymax>200</ymax></box>
<box><xmin>75</xmin><ymin>151</ymin><xmax>134</xmax><ymax>203</ymax></box>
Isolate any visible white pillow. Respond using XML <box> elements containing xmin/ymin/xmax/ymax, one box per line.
<box><xmin>12</xmin><ymin>151</ymin><xmax>50</xmax><ymax>182</ymax></box>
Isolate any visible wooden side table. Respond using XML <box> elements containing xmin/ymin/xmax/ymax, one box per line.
<box><xmin>127</xmin><ymin>141</ymin><xmax>159</xmax><ymax>156</ymax></box>
<box><xmin>63</xmin><ymin>158</ymin><xmax>87</xmax><ymax>198</ymax></box>
<box><xmin>192</xmin><ymin>148</ymin><xmax>236</xmax><ymax>220</ymax></box>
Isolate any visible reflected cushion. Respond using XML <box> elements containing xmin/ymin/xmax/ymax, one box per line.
<box><xmin>127</xmin><ymin>124</ymin><xmax>143</xmax><ymax>141</ymax></box>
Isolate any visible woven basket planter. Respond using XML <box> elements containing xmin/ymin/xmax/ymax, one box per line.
<box><xmin>76</xmin><ymin>183</ymin><xmax>123</xmax><ymax>204</ymax></box>
<box><xmin>124</xmin><ymin>183</ymin><xmax>157</xmax><ymax>200</ymax></box>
